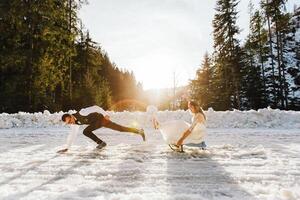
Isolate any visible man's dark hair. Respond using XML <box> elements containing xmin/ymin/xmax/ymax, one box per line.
<box><xmin>61</xmin><ymin>113</ymin><xmax>71</xmax><ymax>122</ymax></box>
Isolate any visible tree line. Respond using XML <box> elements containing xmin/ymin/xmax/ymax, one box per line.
<box><xmin>0</xmin><ymin>0</ymin><xmax>142</xmax><ymax>113</ymax></box>
<box><xmin>190</xmin><ymin>0</ymin><xmax>300</xmax><ymax>110</ymax></box>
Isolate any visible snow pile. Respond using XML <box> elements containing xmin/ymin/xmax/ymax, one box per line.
<box><xmin>204</xmin><ymin>108</ymin><xmax>300</xmax><ymax>128</ymax></box>
<box><xmin>1</xmin><ymin>107</ymin><xmax>300</xmax><ymax>129</ymax></box>
<box><xmin>0</xmin><ymin>110</ymin><xmax>65</xmax><ymax>129</ymax></box>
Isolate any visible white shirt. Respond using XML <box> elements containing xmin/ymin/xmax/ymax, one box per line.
<box><xmin>79</xmin><ymin>105</ymin><xmax>108</xmax><ymax>116</ymax></box>
<box><xmin>64</xmin><ymin>105</ymin><xmax>108</xmax><ymax>149</ymax></box>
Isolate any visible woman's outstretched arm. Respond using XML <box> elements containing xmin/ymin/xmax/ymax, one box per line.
<box><xmin>176</xmin><ymin>129</ymin><xmax>192</xmax><ymax>146</ymax></box>
<box><xmin>176</xmin><ymin>114</ymin><xmax>205</xmax><ymax>146</ymax></box>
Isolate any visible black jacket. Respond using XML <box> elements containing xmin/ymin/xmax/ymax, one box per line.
<box><xmin>73</xmin><ymin>112</ymin><xmax>105</xmax><ymax>125</ymax></box>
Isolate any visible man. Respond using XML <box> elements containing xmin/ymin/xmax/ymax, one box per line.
<box><xmin>57</xmin><ymin>105</ymin><xmax>145</xmax><ymax>153</ymax></box>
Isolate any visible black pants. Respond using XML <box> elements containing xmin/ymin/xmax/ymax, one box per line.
<box><xmin>82</xmin><ymin>115</ymin><xmax>140</xmax><ymax>144</ymax></box>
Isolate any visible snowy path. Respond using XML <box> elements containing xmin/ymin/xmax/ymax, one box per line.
<box><xmin>0</xmin><ymin>128</ymin><xmax>299</xmax><ymax>200</ymax></box>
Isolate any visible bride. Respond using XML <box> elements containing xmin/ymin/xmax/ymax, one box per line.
<box><xmin>148</xmin><ymin>101</ymin><xmax>207</xmax><ymax>152</ymax></box>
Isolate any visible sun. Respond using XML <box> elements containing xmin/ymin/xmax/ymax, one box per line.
<box><xmin>132</xmin><ymin>56</ymin><xmax>181</xmax><ymax>90</ymax></box>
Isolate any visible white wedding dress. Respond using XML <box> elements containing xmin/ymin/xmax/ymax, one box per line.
<box><xmin>147</xmin><ymin>106</ymin><xmax>206</xmax><ymax>145</ymax></box>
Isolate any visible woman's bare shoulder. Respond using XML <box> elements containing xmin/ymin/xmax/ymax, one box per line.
<box><xmin>195</xmin><ymin>113</ymin><xmax>205</xmax><ymax>122</ymax></box>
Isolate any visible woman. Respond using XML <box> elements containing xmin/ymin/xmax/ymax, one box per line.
<box><xmin>175</xmin><ymin>101</ymin><xmax>207</xmax><ymax>151</ymax></box>
<box><xmin>149</xmin><ymin>101</ymin><xmax>207</xmax><ymax>152</ymax></box>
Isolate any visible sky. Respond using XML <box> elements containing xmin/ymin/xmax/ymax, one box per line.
<box><xmin>79</xmin><ymin>0</ymin><xmax>299</xmax><ymax>90</ymax></box>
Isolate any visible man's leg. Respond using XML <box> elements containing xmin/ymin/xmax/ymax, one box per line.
<box><xmin>103</xmin><ymin>121</ymin><xmax>138</xmax><ymax>133</ymax></box>
<box><xmin>82</xmin><ymin>123</ymin><xmax>104</xmax><ymax>144</ymax></box>
<box><xmin>103</xmin><ymin>121</ymin><xmax>145</xmax><ymax>141</ymax></box>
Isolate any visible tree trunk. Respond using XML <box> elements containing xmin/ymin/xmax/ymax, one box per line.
<box><xmin>266</xmin><ymin>6</ymin><xmax>277</xmax><ymax>106</ymax></box>
<box><xmin>279</xmin><ymin>31</ymin><xmax>289</xmax><ymax>108</ymax></box>
<box><xmin>68</xmin><ymin>0</ymin><xmax>72</xmax><ymax>103</ymax></box>
<box><xmin>275</xmin><ymin>21</ymin><xmax>284</xmax><ymax>108</ymax></box>
<box><xmin>258</xmin><ymin>26</ymin><xmax>266</xmax><ymax>92</ymax></box>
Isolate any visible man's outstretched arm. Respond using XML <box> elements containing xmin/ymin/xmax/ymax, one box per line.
<box><xmin>57</xmin><ymin>124</ymin><xmax>80</xmax><ymax>153</ymax></box>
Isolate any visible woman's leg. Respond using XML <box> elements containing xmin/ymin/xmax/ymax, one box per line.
<box><xmin>152</xmin><ymin>117</ymin><xmax>160</xmax><ymax>129</ymax></box>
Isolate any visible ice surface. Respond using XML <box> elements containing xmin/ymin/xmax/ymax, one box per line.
<box><xmin>0</xmin><ymin>125</ymin><xmax>299</xmax><ymax>199</ymax></box>
<box><xmin>1</xmin><ymin>110</ymin><xmax>299</xmax><ymax>199</ymax></box>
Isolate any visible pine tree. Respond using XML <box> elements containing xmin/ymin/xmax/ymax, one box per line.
<box><xmin>261</xmin><ymin>0</ymin><xmax>293</xmax><ymax>109</ymax></box>
<box><xmin>72</xmin><ymin>31</ymin><xmax>112</xmax><ymax>110</ymax></box>
<box><xmin>0</xmin><ymin>0</ymin><xmax>82</xmax><ymax>112</ymax></box>
<box><xmin>249</xmin><ymin>8</ymin><xmax>269</xmax><ymax>91</ymax></box>
<box><xmin>261</xmin><ymin>0</ymin><xmax>277</xmax><ymax>105</ymax></box>
<box><xmin>190</xmin><ymin>53</ymin><xmax>212</xmax><ymax>109</ymax></box>
<box><xmin>285</xmin><ymin>6</ymin><xmax>300</xmax><ymax>109</ymax></box>
<box><xmin>240</xmin><ymin>2</ymin><xmax>269</xmax><ymax>109</ymax></box>
<box><xmin>241</xmin><ymin>39</ymin><xmax>266</xmax><ymax>109</ymax></box>
<box><xmin>212</xmin><ymin>0</ymin><xmax>242</xmax><ymax>110</ymax></box>
<box><xmin>0</xmin><ymin>1</ymin><xmax>143</xmax><ymax>113</ymax></box>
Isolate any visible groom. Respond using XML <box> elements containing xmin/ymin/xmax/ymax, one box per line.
<box><xmin>57</xmin><ymin>105</ymin><xmax>145</xmax><ymax>153</ymax></box>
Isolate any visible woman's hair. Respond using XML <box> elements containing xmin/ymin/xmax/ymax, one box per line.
<box><xmin>189</xmin><ymin>101</ymin><xmax>206</xmax><ymax>120</ymax></box>
<box><xmin>61</xmin><ymin>113</ymin><xmax>71</xmax><ymax>122</ymax></box>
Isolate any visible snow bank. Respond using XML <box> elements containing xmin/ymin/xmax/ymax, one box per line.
<box><xmin>0</xmin><ymin>110</ymin><xmax>64</xmax><ymax>129</ymax></box>
<box><xmin>1</xmin><ymin>107</ymin><xmax>300</xmax><ymax>129</ymax></box>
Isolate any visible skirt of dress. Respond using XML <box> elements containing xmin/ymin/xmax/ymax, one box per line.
<box><xmin>158</xmin><ymin>120</ymin><xmax>206</xmax><ymax>144</ymax></box>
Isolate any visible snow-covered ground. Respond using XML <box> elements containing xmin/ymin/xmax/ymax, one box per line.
<box><xmin>0</xmin><ymin>109</ymin><xmax>300</xmax><ymax>199</ymax></box>
<box><xmin>0</xmin><ymin>124</ymin><xmax>299</xmax><ymax>199</ymax></box>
